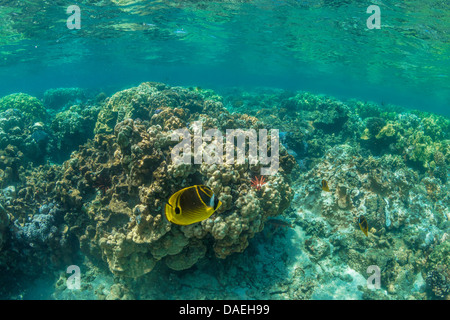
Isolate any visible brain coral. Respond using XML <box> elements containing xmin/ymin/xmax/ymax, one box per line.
<box><xmin>59</xmin><ymin>82</ymin><xmax>294</xmax><ymax>278</ymax></box>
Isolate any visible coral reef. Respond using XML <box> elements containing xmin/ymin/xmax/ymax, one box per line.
<box><xmin>50</xmin><ymin>104</ymin><xmax>101</xmax><ymax>160</ymax></box>
<box><xmin>43</xmin><ymin>87</ymin><xmax>87</xmax><ymax>110</ymax></box>
<box><xmin>0</xmin><ymin>84</ymin><xmax>448</xmax><ymax>300</ymax></box>
<box><xmin>0</xmin><ymin>108</ymin><xmax>49</xmax><ymax>164</ymax></box>
<box><xmin>229</xmin><ymin>90</ymin><xmax>449</xmax><ymax>299</ymax></box>
<box><xmin>0</xmin><ymin>96</ymin><xmax>102</xmax><ymax>167</ymax></box>
<box><xmin>15</xmin><ymin>212</ymin><xmax>56</xmax><ymax>244</ymax></box>
<box><xmin>0</xmin><ymin>93</ymin><xmax>47</xmax><ymax>123</ymax></box>
<box><xmin>424</xmin><ymin>241</ymin><xmax>450</xmax><ymax>299</ymax></box>
<box><xmin>0</xmin><ymin>201</ymin><xmax>8</xmax><ymax>253</ymax></box>
<box><xmin>54</xmin><ymin>82</ymin><xmax>293</xmax><ymax>278</ymax></box>
<box><xmin>290</xmin><ymin>140</ymin><xmax>448</xmax><ymax>298</ymax></box>
<box><xmin>0</xmin><ymin>161</ymin><xmax>79</xmax><ymax>298</ymax></box>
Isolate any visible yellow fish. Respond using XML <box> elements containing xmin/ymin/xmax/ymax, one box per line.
<box><xmin>358</xmin><ymin>215</ymin><xmax>369</xmax><ymax>237</ymax></box>
<box><xmin>165</xmin><ymin>185</ymin><xmax>222</xmax><ymax>226</ymax></box>
<box><xmin>321</xmin><ymin>179</ymin><xmax>330</xmax><ymax>192</ymax></box>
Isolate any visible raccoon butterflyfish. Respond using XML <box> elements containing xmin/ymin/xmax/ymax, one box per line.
<box><xmin>164</xmin><ymin>185</ymin><xmax>222</xmax><ymax>226</ymax></box>
<box><xmin>358</xmin><ymin>215</ymin><xmax>369</xmax><ymax>237</ymax></box>
<box><xmin>321</xmin><ymin>179</ymin><xmax>330</xmax><ymax>192</ymax></box>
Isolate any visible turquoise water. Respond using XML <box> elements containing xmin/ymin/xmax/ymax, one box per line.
<box><xmin>0</xmin><ymin>0</ymin><xmax>449</xmax><ymax>301</ymax></box>
<box><xmin>1</xmin><ymin>0</ymin><xmax>449</xmax><ymax>114</ymax></box>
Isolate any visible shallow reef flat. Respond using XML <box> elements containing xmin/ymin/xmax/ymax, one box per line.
<box><xmin>0</xmin><ymin>83</ymin><xmax>449</xmax><ymax>300</ymax></box>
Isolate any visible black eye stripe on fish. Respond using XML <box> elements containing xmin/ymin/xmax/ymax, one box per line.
<box><xmin>213</xmin><ymin>195</ymin><xmax>220</xmax><ymax>210</ymax></box>
<box><xmin>197</xmin><ymin>186</ymin><xmax>212</xmax><ymax>207</ymax></box>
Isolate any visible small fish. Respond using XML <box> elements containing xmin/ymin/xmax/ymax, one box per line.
<box><xmin>266</xmin><ymin>218</ymin><xmax>293</xmax><ymax>229</ymax></box>
<box><xmin>358</xmin><ymin>215</ymin><xmax>369</xmax><ymax>237</ymax></box>
<box><xmin>321</xmin><ymin>179</ymin><xmax>330</xmax><ymax>192</ymax></box>
<box><xmin>164</xmin><ymin>185</ymin><xmax>222</xmax><ymax>225</ymax></box>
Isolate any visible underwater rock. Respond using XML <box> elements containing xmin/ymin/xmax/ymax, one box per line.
<box><xmin>312</xmin><ymin>99</ymin><xmax>350</xmax><ymax>135</ymax></box>
<box><xmin>15</xmin><ymin>213</ymin><xmax>56</xmax><ymax>245</ymax></box>
<box><xmin>360</xmin><ymin>118</ymin><xmax>399</xmax><ymax>156</ymax></box>
<box><xmin>94</xmin><ymin>82</ymin><xmax>166</xmax><ymax>134</ymax></box>
<box><xmin>0</xmin><ymin>108</ymin><xmax>52</xmax><ymax>165</ymax></box>
<box><xmin>365</xmin><ymin>117</ymin><xmax>386</xmax><ymax>138</ymax></box>
<box><xmin>31</xmin><ymin>130</ymin><xmax>49</xmax><ymax>145</ymax></box>
<box><xmin>164</xmin><ymin>240</ymin><xmax>207</xmax><ymax>271</ymax></box>
<box><xmin>0</xmin><ymin>93</ymin><xmax>47</xmax><ymax>123</ymax></box>
<box><xmin>57</xmin><ymin>82</ymin><xmax>293</xmax><ymax>277</ymax></box>
<box><xmin>43</xmin><ymin>87</ymin><xmax>87</xmax><ymax>110</ymax></box>
<box><xmin>304</xmin><ymin>235</ymin><xmax>330</xmax><ymax>262</ymax></box>
<box><xmin>432</xmin><ymin>151</ymin><xmax>447</xmax><ymax>184</ymax></box>
<box><xmin>0</xmin><ymin>196</ymin><xmax>78</xmax><ymax>298</ymax></box>
<box><xmin>424</xmin><ymin>241</ymin><xmax>450</xmax><ymax>299</ymax></box>
<box><xmin>1</xmin><ymin>83</ymin><xmax>448</xmax><ymax>299</ymax></box>
<box><xmin>14</xmin><ymin>202</ymin><xmax>65</xmax><ymax>246</ymax></box>
<box><xmin>105</xmin><ymin>283</ymin><xmax>135</xmax><ymax>300</ymax></box>
<box><xmin>0</xmin><ymin>158</ymin><xmax>77</xmax><ymax>290</ymax></box>
<box><xmin>0</xmin><ymin>201</ymin><xmax>9</xmax><ymax>252</ymax></box>
<box><xmin>0</xmin><ymin>109</ymin><xmax>27</xmax><ymax>148</ymax></box>
<box><xmin>426</xmin><ymin>267</ymin><xmax>450</xmax><ymax>299</ymax></box>
<box><xmin>50</xmin><ymin>104</ymin><xmax>101</xmax><ymax>161</ymax></box>
<box><xmin>2</xmin><ymin>185</ymin><xmax>16</xmax><ymax>201</ymax></box>
<box><xmin>0</xmin><ymin>145</ymin><xmax>23</xmax><ymax>184</ymax></box>
<box><xmin>293</xmin><ymin>138</ymin><xmax>448</xmax><ymax>297</ymax></box>
<box><xmin>389</xmin><ymin>112</ymin><xmax>450</xmax><ymax>172</ymax></box>
<box><xmin>98</xmin><ymin>232</ymin><xmax>158</xmax><ymax>278</ymax></box>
